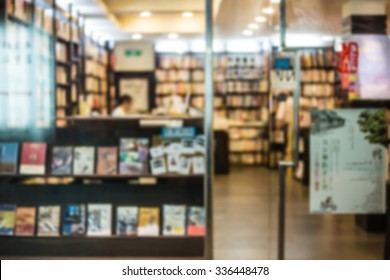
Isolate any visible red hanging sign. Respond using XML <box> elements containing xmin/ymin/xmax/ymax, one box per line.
<box><xmin>339</xmin><ymin>42</ymin><xmax>359</xmax><ymax>74</ymax></box>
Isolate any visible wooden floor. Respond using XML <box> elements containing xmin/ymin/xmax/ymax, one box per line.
<box><xmin>213</xmin><ymin>167</ymin><xmax>385</xmax><ymax>260</ymax></box>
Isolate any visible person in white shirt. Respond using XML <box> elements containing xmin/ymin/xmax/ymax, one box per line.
<box><xmin>111</xmin><ymin>95</ymin><xmax>133</xmax><ymax>117</ymax></box>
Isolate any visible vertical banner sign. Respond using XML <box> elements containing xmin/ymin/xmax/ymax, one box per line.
<box><xmin>310</xmin><ymin>109</ymin><xmax>387</xmax><ymax>214</ymax></box>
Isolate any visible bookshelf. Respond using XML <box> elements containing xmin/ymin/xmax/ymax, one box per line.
<box><xmin>154</xmin><ymin>50</ymin><xmax>271</xmax><ymax>166</ymax></box>
<box><xmin>0</xmin><ymin>116</ymin><xmax>208</xmax><ymax>258</ymax></box>
<box><xmin>295</xmin><ymin>48</ymin><xmax>340</xmax><ymax>184</ymax></box>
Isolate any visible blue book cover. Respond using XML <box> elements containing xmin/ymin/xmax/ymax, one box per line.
<box><xmin>0</xmin><ymin>143</ymin><xmax>19</xmax><ymax>174</ymax></box>
<box><xmin>0</xmin><ymin>204</ymin><xmax>17</xmax><ymax>236</ymax></box>
<box><xmin>62</xmin><ymin>204</ymin><xmax>86</xmax><ymax>236</ymax></box>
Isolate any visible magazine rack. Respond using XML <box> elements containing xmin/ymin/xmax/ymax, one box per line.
<box><xmin>0</xmin><ymin>117</ymin><xmax>208</xmax><ymax>258</ymax></box>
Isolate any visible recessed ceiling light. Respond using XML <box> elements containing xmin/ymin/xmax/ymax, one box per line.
<box><xmin>182</xmin><ymin>12</ymin><xmax>193</xmax><ymax>18</ymax></box>
<box><xmin>243</xmin><ymin>29</ymin><xmax>253</xmax><ymax>36</ymax></box>
<box><xmin>255</xmin><ymin>16</ymin><xmax>267</xmax><ymax>23</ymax></box>
<box><xmin>248</xmin><ymin>23</ymin><xmax>259</xmax><ymax>30</ymax></box>
<box><xmin>132</xmin><ymin>33</ymin><xmax>142</xmax><ymax>40</ymax></box>
<box><xmin>271</xmin><ymin>0</ymin><xmax>281</xmax><ymax>3</ymax></box>
<box><xmin>168</xmin><ymin>33</ymin><xmax>179</xmax><ymax>39</ymax></box>
<box><xmin>262</xmin><ymin>7</ymin><xmax>275</xmax><ymax>15</ymax></box>
<box><xmin>140</xmin><ymin>11</ymin><xmax>151</xmax><ymax>17</ymax></box>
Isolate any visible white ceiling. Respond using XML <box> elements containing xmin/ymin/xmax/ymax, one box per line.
<box><xmin>57</xmin><ymin>0</ymin><xmax>390</xmax><ymax>42</ymax></box>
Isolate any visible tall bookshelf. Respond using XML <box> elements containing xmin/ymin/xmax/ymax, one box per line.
<box><xmin>154</xmin><ymin>50</ymin><xmax>271</xmax><ymax>166</ymax></box>
<box><xmin>294</xmin><ymin>48</ymin><xmax>339</xmax><ymax>184</ymax></box>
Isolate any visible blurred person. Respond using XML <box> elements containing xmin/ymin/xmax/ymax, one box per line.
<box><xmin>111</xmin><ymin>95</ymin><xmax>133</xmax><ymax>117</ymax></box>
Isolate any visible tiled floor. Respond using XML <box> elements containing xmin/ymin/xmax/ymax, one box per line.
<box><xmin>213</xmin><ymin>167</ymin><xmax>385</xmax><ymax>260</ymax></box>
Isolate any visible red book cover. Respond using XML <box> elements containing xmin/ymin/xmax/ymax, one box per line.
<box><xmin>20</xmin><ymin>143</ymin><xmax>47</xmax><ymax>175</ymax></box>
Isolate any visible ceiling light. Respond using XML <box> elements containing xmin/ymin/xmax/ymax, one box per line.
<box><xmin>271</xmin><ymin>0</ymin><xmax>281</xmax><ymax>3</ymax></box>
<box><xmin>243</xmin><ymin>29</ymin><xmax>253</xmax><ymax>36</ymax></box>
<box><xmin>262</xmin><ymin>7</ymin><xmax>275</xmax><ymax>15</ymax></box>
<box><xmin>248</xmin><ymin>23</ymin><xmax>259</xmax><ymax>30</ymax></box>
<box><xmin>182</xmin><ymin>12</ymin><xmax>193</xmax><ymax>18</ymax></box>
<box><xmin>255</xmin><ymin>16</ymin><xmax>267</xmax><ymax>23</ymax></box>
<box><xmin>168</xmin><ymin>33</ymin><xmax>179</xmax><ymax>39</ymax></box>
<box><xmin>132</xmin><ymin>33</ymin><xmax>143</xmax><ymax>40</ymax></box>
<box><xmin>140</xmin><ymin>11</ymin><xmax>151</xmax><ymax>17</ymax></box>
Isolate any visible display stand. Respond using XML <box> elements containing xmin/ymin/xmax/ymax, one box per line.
<box><xmin>0</xmin><ymin>117</ymin><xmax>208</xmax><ymax>258</ymax></box>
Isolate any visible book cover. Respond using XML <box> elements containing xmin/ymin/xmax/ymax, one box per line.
<box><xmin>116</xmin><ymin>206</ymin><xmax>138</xmax><ymax>236</ymax></box>
<box><xmin>96</xmin><ymin>147</ymin><xmax>118</xmax><ymax>175</ymax></box>
<box><xmin>20</xmin><ymin>143</ymin><xmax>47</xmax><ymax>175</ymax></box>
<box><xmin>137</xmin><ymin>207</ymin><xmax>160</xmax><ymax>236</ymax></box>
<box><xmin>51</xmin><ymin>146</ymin><xmax>73</xmax><ymax>175</ymax></box>
<box><xmin>37</xmin><ymin>206</ymin><xmax>61</xmax><ymax>237</ymax></box>
<box><xmin>194</xmin><ymin>135</ymin><xmax>205</xmax><ymax>154</ymax></box>
<box><xmin>62</xmin><ymin>204</ymin><xmax>86</xmax><ymax>236</ymax></box>
<box><xmin>0</xmin><ymin>204</ymin><xmax>16</xmax><ymax>236</ymax></box>
<box><xmin>150</xmin><ymin>157</ymin><xmax>167</xmax><ymax>175</ymax></box>
<box><xmin>192</xmin><ymin>156</ymin><xmax>205</xmax><ymax>175</ymax></box>
<box><xmin>73</xmin><ymin>147</ymin><xmax>95</xmax><ymax>175</ymax></box>
<box><xmin>167</xmin><ymin>154</ymin><xmax>180</xmax><ymax>173</ymax></box>
<box><xmin>163</xmin><ymin>205</ymin><xmax>186</xmax><ymax>236</ymax></box>
<box><xmin>187</xmin><ymin>207</ymin><xmax>206</xmax><ymax>236</ymax></box>
<box><xmin>119</xmin><ymin>138</ymin><xmax>149</xmax><ymax>175</ymax></box>
<box><xmin>0</xmin><ymin>143</ymin><xmax>18</xmax><ymax>174</ymax></box>
<box><xmin>87</xmin><ymin>204</ymin><xmax>112</xmax><ymax>236</ymax></box>
<box><xmin>178</xmin><ymin>156</ymin><xmax>192</xmax><ymax>175</ymax></box>
<box><xmin>14</xmin><ymin>207</ymin><xmax>36</xmax><ymax>236</ymax></box>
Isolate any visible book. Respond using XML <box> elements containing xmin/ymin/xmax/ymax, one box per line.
<box><xmin>0</xmin><ymin>204</ymin><xmax>16</xmax><ymax>236</ymax></box>
<box><xmin>14</xmin><ymin>207</ymin><xmax>36</xmax><ymax>236</ymax></box>
<box><xmin>87</xmin><ymin>204</ymin><xmax>112</xmax><ymax>236</ymax></box>
<box><xmin>194</xmin><ymin>135</ymin><xmax>205</xmax><ymax>154</ymax></box>
<box><xmin>150</xmin><ymin>146</ymin><xmax>164</xmax><ymax>158</ymax></box>
<box><xmin>37</xmin><ymin>206</ymin><xmax>61</xmax><ymax>236</ymax></box>
<box><xmin>137</xmin><ymin>207</ymin><xmax>160</xmax><ymax>236</ymax></box>
<box><xmin>51</xmin><ymin>146</ymin><xmax>73</xmax><ymax>175</ymax></box>
<box><xmin>96</xmin><ymin>147</ymin><xmax>118</xmax><ymax>175</ymax></box>
<box><xmin>0</xmin><ymin>143</ymin><xmax>18</xmax><ymax>174</ymax></box>
<box><xmin>62</xmin><ymin>204</ymin><xmax>86</xmax><ymax>236</ymax></box>
<box><xmin>181</xmin><ymin>139</ymin><xmax>195</xmax><ymax>155</ymax></box>
<box><xmin>116</xmin><ymin>206</ymin><xmax>138</xmax><ymax>236</ymax></box>
<box><xmin>150</xmin><ymin>157</ymin><xmax>167</xmax><ymax>175</ymax></box>
<box><xmin>20</xmin><ymin>143</ymin><xmax>47</xmax><ymax>175</ymax></box>
<box><xmin>178</xmin><ymin>156</ymin><xmax>191</xmax><ymax>175</ymax></box>
<box><xmin>187</xmin><ymin>207</ymin><xmax>206</xmax><ymax>236</ymax></box>
<box><xmin>163</xmin><ymin>205</ymin><xmax>186</xmax><ymax>236</ymax></box>
<box><xmin>73</xmin><ymin>147</ymin><xmax>95</xmax><ymax>175</ymax></box>
<box><xmin>167</xmin><ymin>154</ymin><xmax>180</xmax><ymax>173</ymax></box>
<box><xmin>192</xmin><ymin>156</ymin><xmax>205</xmax><ymax>175</ymax></box>
<box><xmin>119</xmin><ymin>138</ymin><xmax>149</xmax><ymax>175</ymax></box>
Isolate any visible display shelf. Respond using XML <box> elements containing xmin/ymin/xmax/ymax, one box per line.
<box><xmin>0</xmin><ymin>116</ymin><xmax>208</xmax><ymax>258</ymax></box>
<box><xmin>0</xmin><ymin>236</ymin><xmax>204</xmax><ymax>258</ymax></box>
<box><xmin>0</xmin><ymin>174</ymin><xmax>204</xmax><ymax>179</ymax></box>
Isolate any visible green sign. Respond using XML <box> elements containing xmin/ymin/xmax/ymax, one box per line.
<box><xmin>125</xmin><ymin>49</ymin><xmax>143</xmax><ymax>57</ymax></box>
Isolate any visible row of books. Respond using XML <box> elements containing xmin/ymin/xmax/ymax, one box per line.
<box><xmin>226</xmin><ymin>95</ymin><xmax>267</xmax><ymax>107</ymax></box>
<box><xmin>157</xmin><ymin>55</ymin><xmax>263</xmax><ymax>70</ymax></box>
<box><xmin>229</xmin><ymin>154</ymin><xmax>266</xmax><ymax>165</ymax></box>
<box><xmin>229</xmin><ymin>128</ymin><xmax>262</xmax><ymax>139</ymax></box>
<box><xmin>56</xmin><ymin>42</ymin><xmax>68</xmax><ymax>63</ymax></box>
<box><xmin>301</xmin><ymin>70</ymin><xmax>336</xmax><ymax>83</ymax></box>
<box><xmin>156</xmin><ymin>82</ymin><xmax>205</xmax><ymax>95</ymax></box>
<box><xmin>85</xmin><ymin>41</ymin><xmax>108</xmax><ymax>66</ymax></box>
<box><xmin>300</xmin><ymin>49</ymin><xmax>336</xmax><ymax>69</ymax></box>
<box><xmin>156</xmin><ymin>69</ymin><xmax>266</xmax><ymax>83</ymax></box>
<box><xmin>155</xmin><ymin>69</ymin><xmax>204</xmax><ymax>82</ymax></box>
<box><xmin>0</xmin><ymin>204</ymin><xmax>205</xmax><ymax>237</ymax></box>
<box><xmin>229</xmin><ymin>140</ymin><xmax>269</xmax><ymax>152</ymax></box>
<box><xmin>0</xmin><ymin>137</ymin><xmax>205</xmax><ymax>176</ymax></box>
<box><xmin>227</xmin><ymin>110</ymin><xmax>265</xmax><ymax>122</ymax></box>
<box><xmin>301</xmin><ymin>84</ymin><xmax>335</xmax><ymax>97</ymax></box>
<box><xmin>224</xmin><ymin>80</ymin><xmax>268</xmax><ymax>93</ymax></box>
